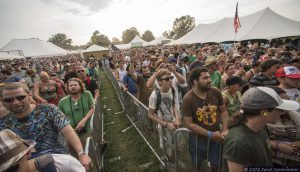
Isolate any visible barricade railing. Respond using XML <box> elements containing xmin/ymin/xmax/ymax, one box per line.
<box><xmin>103</xmin><ymin>64</ymin><xmax>166</xmax><ymax>169</ymax></box>
<box><xmin>84</xmin><ymin>68</ymin><xmax>105</xmax><ymax>172</ymax></box>
<box><xmin>102</xmin><ymin>63</ymin><xmax>224</xmax><ymax>172</ymax></box>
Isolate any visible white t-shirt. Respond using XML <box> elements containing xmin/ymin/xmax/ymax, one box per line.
<box><xmin>52</xmin><ymin>154</ymin><xmax>85</xmax><ymax>172</ymax></box>
<box><xmin>149</xmin><ymin>89</ymin><xmax>176</xmax><ymax>122</ymax></box>
<box><xmin>284</xmin><ymin>88</ymin><xmax>300</xmax><ymax>112</ymax></box>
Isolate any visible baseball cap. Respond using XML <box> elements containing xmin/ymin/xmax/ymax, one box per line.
<box><xmin>275</xmin><ymin>66</ymin><xmax>300</xmax><ymax>79</ymax></box>
<box><xmin>204</xmin><ymin>56</ymin><xmax>217</xmax><ymax>66</ymax></box>
<box><xmin>242</xmin><ymin>87</ymin><xmax>299</xmax><ymax>111</ymax></box>
<box><xmin>0</xmin><ymin>129</ymin><xmax>36</xmax><ymax>171</ymax></box>
<box><xmin>168</xmin><ymin>57</ymin><xmax>177</xmax><ymax>63</ymax></box>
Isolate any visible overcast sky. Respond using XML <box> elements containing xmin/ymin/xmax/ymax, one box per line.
<box><xmin>0</xmin><ymin>0</ymin><xmax>299</xmax><ymax>48</ymax></box>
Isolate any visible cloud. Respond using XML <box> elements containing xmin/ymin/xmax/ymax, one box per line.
<box><xmin>40</xmin><ymin>0</ymin><xmax>112</xmax><ymax>13</ymax></box>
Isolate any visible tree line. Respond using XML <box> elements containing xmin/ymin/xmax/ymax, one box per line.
<box><xmin>48</xmin><ymin>15</ymin><xmax>195</xmax><ymax>50</ymax></box>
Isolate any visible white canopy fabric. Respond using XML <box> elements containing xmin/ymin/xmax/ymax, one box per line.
<box><xmin>115</xmin><ymin>43</ymin><xmax>131</xmax><ymax>50</ymax></box>
<box><xmin>144</xmin><ymin>36</ymin><xmax>172</xmax><ymax>46</ymax></box>
<box><xmin>83</xmin><ymin>44</ymin><xmax>109</xmax><ymax>53</ymax></box>
<box><xmin>169</xmin><ymin>7</ymin><xmax>300</xmax><ymax>45</ymax></box>
<box><xmin>0</xmin><ymin>38</ymin><xmax>67</xmax><ymax>57</ymax></box>
<box><xmin>0</xmin><ymin>52</ymin><xmax>25</xmax><ymax>60</ymax></box>
<box><xmin>130</xmin><ymin>35</ymin><xmax>148</xmax><ymax>47</ymax></box>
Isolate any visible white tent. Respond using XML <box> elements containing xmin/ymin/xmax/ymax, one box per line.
<box><xmin>0</xmin><ymin>52</ymin><xmax>25</xmax><ymax>60</ymax></box>
<box><xmin>130</xmin><ymin>35</ymin><xmax>148</xmax><ymax>48</ymax></box>
<box><xmin>0</xmin><ymin>38</ymin><xmax>68</xmax><ymax>57</ymax></box>
<box><xmin>144</xmin><ymin>36</ymin><xmax>172</xmax><ymax>46</ymax></box>
<box><xmin>116</xmin><ymin>43</ymin><xmax>131</xmax><ymax>50</ymax></box>
<box><xmin>169</xmin><ymin>7</ymin><xmax>300</xmax><ymax>45</ymax></box>
<box><xmin>83</xmin><ymin>44</ymin><xmax>109</xmax><ymax>52</ymax></box>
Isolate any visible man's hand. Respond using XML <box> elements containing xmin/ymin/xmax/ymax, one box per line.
<box><xmin>79</xmin><ymin>153</ymin><xmax>91</xmax><ymax>171</ymax></box>
<box><xmin>75</xmin><ymin>119</ymin><xmax>87</xmax><ymax>131</ymax></box>
<box><xmin>211</xmin><ymin>131</ymin><xmax>223</xmax><ymax>142</ymax></box>
<box><xmin>221</xmin><ymin>130</ymin><xmax>228</xmax><ymax>140</ymax></box>
<box><xmin>278</xmin><ymin>142</ymin><xmax>297</xmax><ymax>155</ymax></box>
<box><xmin>166</xmin><ymin>122</ymin><xmax>178</xmax><ymax>131</ymax></box>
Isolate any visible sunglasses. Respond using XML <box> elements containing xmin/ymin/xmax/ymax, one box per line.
<box><xmin>2</xmin><ymin>95</ymin><xmax>27</xmax><ymax>103</ymax></box>
<box><xmin>160</xmin><ymin>76</ymin><xmax>174</xmax><ymax>81</ymax></box>
<box><xmin>77</xmin><ymin>70</ymin><xmax>85</xmax><ymax>73</ymax></box>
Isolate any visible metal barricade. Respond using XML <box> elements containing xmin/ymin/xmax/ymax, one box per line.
<box><xmin>84</xmin><ymin>69</ymin><xmax>105</xmax><ymax>172</ymax></box>
<box><xmin>102</xmin><ymin>63</ymin><xmax>225</xmax><ymax>172</ymax></box>
<box><xmin>102</xmin><ymin>64</ymin><xmax>166</xmax><ymax>169</ymax></box>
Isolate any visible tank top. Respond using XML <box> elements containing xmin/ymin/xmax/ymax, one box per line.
<box><xmin>222</xmin><ymin>91</ymin><xmax>242</xmax><ymax>117</ymax></box>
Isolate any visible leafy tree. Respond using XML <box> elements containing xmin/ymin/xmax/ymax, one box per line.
<box><xmin>48</xmin><ymin>33</ymin><xmax>72</xmax><ymax>49</ymax></box>
<box><xmin>89</xmin><ymin>30</ymin><xmax>111</xmax><ymax>47</ymax></box>
<box><xmin>142</xmin><ymin>30</ymin><xmax>155</xmax><ymax>42</ymax></box>
<box><xmin>162</xmin><ymin>30</ymin><xmax>175</xmax><ymax>39</ymax></box>
<box><xmin>121</xmin><ymin>27</ymin><xmax>140</xmax><ymax>44</ymax></box>
<box><xmin>163</xmin><ymin>15</ymin><xmax>195</xmax><ymax>40</ymax></box>
<box><xmin>112</xmin><ymin>37</ymin><xmax>121</xmax><ymax>44</ymax></box>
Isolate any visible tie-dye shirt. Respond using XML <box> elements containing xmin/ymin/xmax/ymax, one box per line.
<box><xmin>0</xmin><ymin>104</ymin><xmax>70</xmax><ymax>154</ymax></box>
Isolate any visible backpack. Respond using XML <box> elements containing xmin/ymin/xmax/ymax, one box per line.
<box><xmin>34</xmin><ymin>154</ymin><xmax>57</xmax><ymax>172</ymax></box>
<box><xmin>155</xmin><ymin>87</ymin><xmax>176</xmax><ymax>113</ymax></box>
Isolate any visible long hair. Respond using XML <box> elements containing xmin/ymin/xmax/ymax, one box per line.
<box><xmin>65</xmin><ymin>78</ymin><xmax>85</xmax><ymax>94</ymax></box>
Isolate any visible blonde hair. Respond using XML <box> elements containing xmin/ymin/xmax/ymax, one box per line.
<box><xmin>157</xmin><ymin>69</ymin><xmax>171</xmax><ymax>81</ymax></box>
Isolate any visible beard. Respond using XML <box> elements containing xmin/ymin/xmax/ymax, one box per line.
<box><xmin>69</xmin><ymin>88</ymin><xmax>81</xmax><ymax>95</ymax></box>
<box><xmin>198</xmin><ymin>84</ymin><xmax>211</xmax><ymax>92</ymax></box>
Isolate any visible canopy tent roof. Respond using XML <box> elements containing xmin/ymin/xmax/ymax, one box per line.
<box><xmin>169</xmin><ymin>7</ymin><xmax>300</xmax><ymax>45</ymax></box>
<box><xmin>115</xmin><ymin>43</ymin><xmax>131</xmax><ymax>50</ymax></box>
<box><xmin>0</xmin><ymin>52</ymin><xmax>25</xmax><ymax>60</ymax></box>
<box><xmin>130</xmin><ymin>35</ymin><xmax>148</xmax><ymax>44</ymax></box>
<box><xmin>0</xmin><ymin>38</ymin><xmax>67</xmax><ymax>57</ymax></box>
<box><xmin>83</xmin><ymin>44</ymin><xmax>109</xmax><ymax>53</ymax></box>
<box><xmin>144</xmin><ymin>36</ymin><xmax>173</xmax><ymax>46</ymax></box>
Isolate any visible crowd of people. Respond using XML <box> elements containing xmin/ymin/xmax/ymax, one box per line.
<box><xmin>0</xmin><ymin>54</ymin><xmax>100</xmax><ymax>171</ymax></box>
<box><xmin>0</xmin><ymin>39</ymin><xmax>300</xmax><ymax>171</ymax></box>
<box><xmin>108</xmin><ymin>41</ymin><xmax>300</xmax><ymax>171</ymax></box>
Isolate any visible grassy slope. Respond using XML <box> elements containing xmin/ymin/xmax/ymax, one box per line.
<box><xmin>100</xmin><ymin>69</ymin><xmax>160</xmax><ymax>172</ymax></box>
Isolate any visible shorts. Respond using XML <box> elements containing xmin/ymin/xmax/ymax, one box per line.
<box><xmin>188</xmin><ymin>133</ymin><xmax>221</xmax><ymax>166</ymax></box>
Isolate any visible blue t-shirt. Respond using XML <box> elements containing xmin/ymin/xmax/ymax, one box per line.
<box><xmin>4</xmin><ymin>75</ymin><xmax>23</xmax><ymax>83</ymax></box>
<box><xmin>122</xmin><ymin>75</ymin><xmax>138</xmax><ymax>95</ymax></box>
<box><xmin>0</xmin><ymin>104</ymin><xmax>70</xmax><ymax>154</ymax></box>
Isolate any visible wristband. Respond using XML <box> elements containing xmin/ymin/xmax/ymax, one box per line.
<box><xmin>78</xmin><ymin>150</ymin><xmax>86</xmax><ymax>156</ymax></box>
<box><xmin>207</xmin><ymin>131</ymin><xmax>213</xmax><ymax>139</ymax></box>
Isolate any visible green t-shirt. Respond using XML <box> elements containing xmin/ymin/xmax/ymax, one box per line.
<box><xmin>189</xmin><ymin>55</ymin><xmax>196</xmax><ymax>63</ymax></box>
<box><xmin>58</xmin><ymin>91</ymin><xmax>94</xmax><ymax>132</ymax></box>
<box><xmin>210</xmin><ymin>71</ymin><xmax>222</xmax><ymax>89</ymax></box>
<box><xmin>222</xmin><ymin>124</ymin><xmax>272</xmax><ymax>172</ymax></box>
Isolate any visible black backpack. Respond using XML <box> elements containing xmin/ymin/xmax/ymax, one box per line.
<box><xmin>155</xmin><ymin>87</ymin><xmax>176</xmax><ymax>113</ymax></box>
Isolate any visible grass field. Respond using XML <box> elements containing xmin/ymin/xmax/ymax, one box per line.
<box><xmin>99</xmin><ymin>69</ymin><xmax>161</xmax><ymax>172</ymax></box>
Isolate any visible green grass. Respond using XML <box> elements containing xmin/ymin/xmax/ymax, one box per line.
<box><xmin>99</xmin><ymin>69</ymin><xmax>161</xmax><ymax>172</ymax></box>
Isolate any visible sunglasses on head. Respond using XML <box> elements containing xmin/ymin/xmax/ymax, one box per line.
<box><xmin>2</xmin><ymin>95</ymin><xmax>27</xmax><ymax>103</ymax></box>
<box><xmin>160</xmin><ymin>76</ymin><xmax>174</xmax><ymax>81</ymax></box>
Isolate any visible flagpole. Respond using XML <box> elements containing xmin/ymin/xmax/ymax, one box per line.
<box><xmin>234</xmin><ymin>32</ymin><xmax>237</xmax><ymax>51</ymax></box>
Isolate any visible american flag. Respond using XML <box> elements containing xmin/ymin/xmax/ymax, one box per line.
<box><xmin>234</xmin><ymin>2</ymin><xmax>241</xmax><ymax>33</ymax></box>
